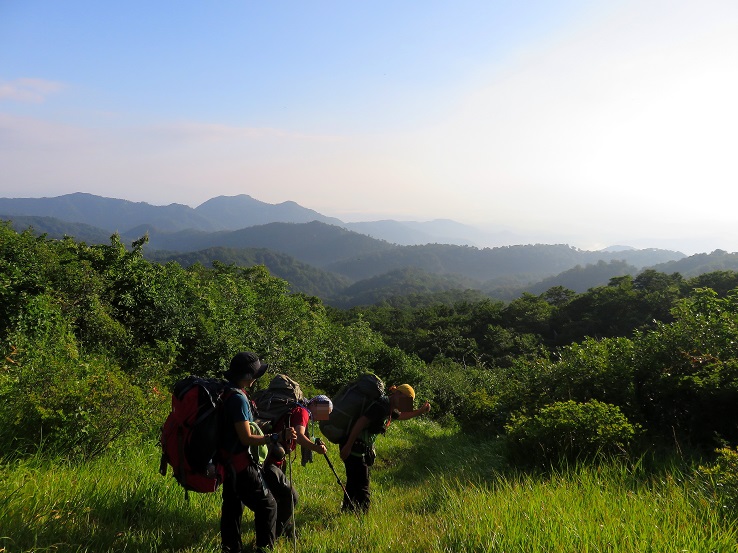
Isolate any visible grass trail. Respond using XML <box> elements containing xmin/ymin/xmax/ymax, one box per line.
<box><xmin>1</xmin><ymin>420</ymin><xmax>736</xmax><ymax>552</ymax></box>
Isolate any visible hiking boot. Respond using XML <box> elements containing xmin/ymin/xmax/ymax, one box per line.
<box><xmin>278</xmin><ymin>522</ymin><xmax>298</xmax><ymax>539</ymax></box>
<box><xmin>280</xmin><ymin>527</ymin><xmax>299</xmax><ymax>540</ymax></box>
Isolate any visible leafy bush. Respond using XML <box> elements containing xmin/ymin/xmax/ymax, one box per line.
<box><xmin>0</xmin><ymin>293</ymin><xmax>168</xmax><ymax>459</ymax></box>
<box><xmin>542</xmin><ymin>337</ymin><xmax>637</xmax><ymax>419</ymax></box>
<box><xmin>695</xmin><ymin>446</ymin><xmax>738</xmax><ymax>519</ymax></box>
<box><xmin>419</xmin><ymin>357</ymin><xmax>479</xmax><ymax>428</ymax></box>
<box><xmin>505</xmin><ymin>400</ymin><xmax>638</xmax><ymax>466</ymax></box>
<box><xmin>633</xmin><ymin>288</ymin><xmax>738</xmax><ymax>446</ymax></box>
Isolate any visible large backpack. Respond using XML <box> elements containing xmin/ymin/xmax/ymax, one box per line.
<box><xmin>252</xmin><ymin>373</ymin><xmax>304</xmax><ymax>431</ymax></box>
<box><xmin>319</xmin><ymin>373</ymin><xmax>385</xmax><ymax>444</ymax></box>
<box><xmin>159</xmin><ymin>375</ymin><xmax>241</xmax><ymax>497</ymax></box>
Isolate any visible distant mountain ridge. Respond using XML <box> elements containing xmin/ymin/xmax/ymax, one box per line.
<box><xmin>6</xmin><ymin>210</ymin><xmax>735</xmax><ymax>308</ymax></box>
<box><xmin>4</xmin><ymin>192</ymin><xmax>719</xmax><ymax>307</ymax></box>
<box><xmin>194</xmin><ymin>195</ymin><xmax>344</xmax><ymax>229</ymax></box>
<box><xmin>0</xmin><ymin>192</ymin><xmax>215</xmax><ymax>233</ymax></box>
<box><xmin>0</xmin><ymin>192</ymin><xmax>473</xmax><ymax>245</ymax></box>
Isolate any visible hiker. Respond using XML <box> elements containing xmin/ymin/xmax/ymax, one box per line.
<box><xmin>220</xmin><ymin>351</ymin><xmax>297</xmax><ymax>553</ymax></box>
<box><xmin>262</xmin><ymin>395</ymin><xmax>330</xmax><ymax>537</ymax></box>
<box><xmin>339</xmin><ymin>383</ymin><xmax>431</xmax><ymax>513</ymax></box>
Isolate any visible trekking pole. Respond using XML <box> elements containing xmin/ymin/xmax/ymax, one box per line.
<box><xmin>286</xmin><ymin>435</ymin><xmax>297</xmax><ymax>553</ymax></box>
<box><xmin>315</xmin><ymin>438</ymin><xmax>357</xmax><ymax>512</ymax></box>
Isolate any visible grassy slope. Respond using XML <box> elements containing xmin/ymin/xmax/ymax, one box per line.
<box><xmin>1</xmin><ymin>421</ymin><xmax>735</xmax><ymax>553</ymax></box>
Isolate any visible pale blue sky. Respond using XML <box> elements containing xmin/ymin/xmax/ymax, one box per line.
<box><xmin>2</xmin><ymin>1</ymin><xmax>737</xmax><ymax>254</ymax></box>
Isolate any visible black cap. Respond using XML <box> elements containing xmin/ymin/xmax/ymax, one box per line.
<box><xmin>225</xmin><ymin>351</ymin><xmax>268</xmax><ymax>381</ymax></box>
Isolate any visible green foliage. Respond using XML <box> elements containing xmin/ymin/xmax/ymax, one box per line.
<box><xmin>147</xmin><ymin>246</ymin><xmax>352</xmax><ymax>298</ymax></box>
<box><xmin>328</xmin><ymin>267</ymin><xmax>481</xmax><ymax>308</ymax></box>
<box><xmin>416</xmin><ymin>357</ymin><xmax>479</xmax><ymax>427</ymax></box>
<box><xmin>4</xmin><ymin>221</ymin><xmax>738</xmax><ymax>463</ymax></box>
<box><xmin>687</xmin><ymin>269</ymin><xmax>738</xmax><ymax>297</ymax></box>
<box><xmin>633</xmin><ymin>288</ymin><xmax>738</xmax><ymax>446</ymax></box>
<box><xmin>0</xmin><ymin>226</ymin><xmax>427</xmax><ymax>459</ymax></box>
<box><xmin>695</xmin><ymin>446</ymin><xmax>738</xmax><ymax>519</ymax></box>
<box><xmin>502</xmin><ymin>292</ymin><xmax>554</xmax><ymax>337</ymax></box>
<box><xmin>543</xmin><ymin>337</ymin><xmax>637</xmax><ymax>418</ymax></box>
<box><xmin>505</xmin><ymin>400</ymin><xmax>638</xmax><ymax>465</ymax></box>
<box><xmin>526</xmin><ymin>259</ymin><xmax>638</xmax><ymax>295</ymax></box>
<box><xmin>0</xmin><ymin>293</ymin><xmax>168</xmax><ymax>458</ymax></box>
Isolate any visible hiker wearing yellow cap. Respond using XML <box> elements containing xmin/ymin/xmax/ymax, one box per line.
<box><xmin>339</xmin><ymin>382</ymin><xmax>431</xmax><ymax>513</ymax></box>
<box><xmin>393</xmin><ymin>384</ymin><xmax>415</xmax><ymax>398</ymax></box>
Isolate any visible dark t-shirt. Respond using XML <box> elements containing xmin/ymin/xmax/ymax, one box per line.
<box><xmin>221</xmin><ymin>389</ymin><xmax>253</xmax><ymax>455</ymax></box>
<box><xmin>341</xmin><ymin>396</ymin><xmax>391</xmax><ymax>454</ymax></box>
<box><xmin>363</xmin><ymin>396</ymin><xmax>391</xmax><ymax>436</ymax></box>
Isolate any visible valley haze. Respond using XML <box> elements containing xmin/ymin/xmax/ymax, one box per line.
<box><xmin>0</xmin><ymin>192</ymin><xmax>732</xmax><ymax>257</ymax></box>
<box><xmin>0</xmin><ymin>191</ymin><xmax>694</xmax><ymax>253</ymax></box>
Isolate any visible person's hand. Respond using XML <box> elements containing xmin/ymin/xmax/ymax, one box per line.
<box><xmin>340</xmin><ymin>443</ymin><xmax>351</xmax><ymax>461</ymax></box>
<box><xmin>315</xmin><ymin>441</ymin><xmax>327</xmax><ymax>455</ymax></box>
<box><xmin>282</xmin><ymin>426</ymin><xmax>297</xmax><ymax>443</ymax></box>
<box><xmin>420</xmin><ymin>401</ymin><xmax>431</xmax><ymax>414</ymax></box>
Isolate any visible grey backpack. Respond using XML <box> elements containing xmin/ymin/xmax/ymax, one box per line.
<box><xmin>319</xmin><ymin>373</ymin><xmax>385</xmax><ymax>444</ymax></box>
<box><xmin>252</xmin><ymin>374</ymin><xmax>304</xmax><ymax>431</ymax></box>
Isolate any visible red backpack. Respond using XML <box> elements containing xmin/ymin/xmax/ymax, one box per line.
<box><xmin>159</xmin><ymin>375</ymin><xmax>242</xmax><ymax>498</ymax></box>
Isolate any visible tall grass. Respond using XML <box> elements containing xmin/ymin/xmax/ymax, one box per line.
<box><xmin>1</xmin><ymin>421</ymin><xmax>736</xmax><ymax>552</ymax></box>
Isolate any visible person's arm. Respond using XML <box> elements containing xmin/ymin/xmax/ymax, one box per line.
<box><xmin>294</xmin><ymin>425</ymin><xmax>327</xmax><ymax>454</ymax></box>
<box><xmin>397</xmin><ymin>401</ymin><xmax>431</xmax><ymax>421</ymax></box>
<box><xmin>234</xmin><ymin>420</ymin><xmax>296</xmax><ymax>446</ymax></box>
<box><xmin>340</xmin><ymin>415</ymin><xmax>370</xmax><ymax>460</ymax></box>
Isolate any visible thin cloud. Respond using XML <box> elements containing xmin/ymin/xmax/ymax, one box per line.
<box><xmin>0</xmin><ymin>78</ymin><xmax>65</xmax><ymax>103</ymax></box>
<box><xmin>0</xmin><ymin>113</ymin><xmax>92</xmax><ymax>147</ymax></box>
<box><xmin>143</xmin><ymin>121</ymin><xmax>345</xmax><ymax>144</ymax></box>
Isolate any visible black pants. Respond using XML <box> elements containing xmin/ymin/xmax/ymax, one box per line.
<box><xmin>263</xmin><ymin>462</ymin><xmax>298</xmax><ymax>537</ymax></box>
<box><xmin>342</xmin><ymin>454</ymin><xmax>370</xmax><ymax>513</ymax></box>
<box><xmin>221</xmin><ymin>465</ymin><xmax>277</xmax><ymax>552</ymax></box>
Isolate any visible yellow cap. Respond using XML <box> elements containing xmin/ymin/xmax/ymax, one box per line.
<box><xmin>394</xmin><ymin>384</ymin><xmax>415</xmax><ymax>399</ymax></box>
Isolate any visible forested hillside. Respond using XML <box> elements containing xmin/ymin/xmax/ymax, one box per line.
<box><xmin>327</xmin><ymin>267</ymin><xmax>481</xmax><ymax>308</ymax></box>
<box><xmin>4</xmin><ymin>214</ymin><xmax>693</xmax><ymax>304</ymax></box>
<box><xmin>138</xmin><ymin>221</ymin><xmax>398</xmax><ymax>266</ymax></box>
<box><xmin>3</xmin><ymin>222</ymin><xmax>738</xmax><ymax>466</ymax></box>
<box><xmin>0</xmin><ymin>223</ymin><xmax>423</xmax><ymax>459</ymax></box>
<box><xmin>146</xmin><ymin>246</ymin><xmax>352</xmax><ymax>298</ymax></box>
<box><xmin>4</xmin><ymin>214</ymin><xmax>114</xmax><ymax>245</ymax></box>
<box><xmin>522</xmin><ymin>259</ymin><xmax>639</xmax><ymax>295</ymax></box>
<box><xmin>651</xmin><ymin>249</ymin><xmax>738</xmax><ymax>277</ymax></box>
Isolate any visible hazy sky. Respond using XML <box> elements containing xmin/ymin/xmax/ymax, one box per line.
<box><xmin>2</xmin><ymin>1</ymin><xmax>737</xmax><ymax>254</ymax></box>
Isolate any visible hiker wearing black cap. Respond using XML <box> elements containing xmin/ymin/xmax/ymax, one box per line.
<box><xmin>220</xmin><ymin>351</ymin><xmax>297</xmax><ymax>553</ymax></box>
<box><xmin>339</xmin><ymin>384</ymin><xmax>431</xmax><ymax>513</ymax></box>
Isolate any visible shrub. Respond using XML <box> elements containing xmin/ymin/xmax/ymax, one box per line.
<box><xmin>632</xmin><ymin>288</ymin><xmax>738</xmax><ymax>446</ymax></box>
<box><xmin>0</xmin><ymin>293</ymin><xmax>168</xmax><ymax>459</ymax></box>
<box><xmin>695</xmin><ymin>446</ymin><xmax>738</xmax><ymax>519</ymax></box>
<box><xmin>421</xmin><ymin>358</ymin><xmax>478</xmax><ymax>428</ymax></box>
<box><xmin>505</xmin><ymin>399</ymin><xmax>638</xmax><ymax>466</ymax></box>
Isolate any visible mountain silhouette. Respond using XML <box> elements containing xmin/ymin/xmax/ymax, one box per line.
<box><xmin>3</xmin><ymin>192</ymin><xmax>709</xmax><ymax>307</ymax></box>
